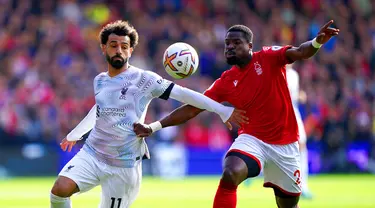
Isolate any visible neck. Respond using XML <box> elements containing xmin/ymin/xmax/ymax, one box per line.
<box><xmin>108</xmin><ymin>63</ymin><xmax>129</xmax><ymax>77</ymax></box>
<box><xmin>236</xmin><ymin>52</ymin><xmax>253</xmax><ymax>69</ymax></box>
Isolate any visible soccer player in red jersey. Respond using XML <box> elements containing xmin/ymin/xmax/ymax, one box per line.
<box><xmin>134</xmin><ymin>20</ymin><xmax>339</xmax><ymax>208</ymax></box>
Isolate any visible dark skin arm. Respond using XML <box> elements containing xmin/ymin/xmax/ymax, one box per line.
<box><xmin>286</xmin><ymin>20</ymin><xmax>339</xmax><ymax>62</ymax></box>
<box><xmin>134</xmin><ymin>104</ymin><xmax>248</xmax><ymax>137</ymax></box>
<box><xmin>160</xmin><ymin>104</ymin><xmax>204</xmax><ymax>127</ymax></box>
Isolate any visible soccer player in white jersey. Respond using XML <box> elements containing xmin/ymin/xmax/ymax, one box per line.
<box><xmin>50</xmin><ymin>20</ymin><xmax>248</xmax><ymax>208</ymax></box>
<box><xmin>286</xmin><ymin>65</ymin><xmax>313</xmax><ymax>199</ymax></box>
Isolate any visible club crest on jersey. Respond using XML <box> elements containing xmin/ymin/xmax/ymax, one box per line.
<box><xmin>254</xmin><ymin>62</ymin><xmax>263</xmax><ymax>75</ymax></box>
<box><xmin>119</xmin><ymin>87</ymin><xmax>128</xmax><ymax>100</ymax></box>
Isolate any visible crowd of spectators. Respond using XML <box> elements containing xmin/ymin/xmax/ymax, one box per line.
<box><xmin>0</xmin><ymin>0</ymin><xmax>374</xmax><ymax>173</ymax></box>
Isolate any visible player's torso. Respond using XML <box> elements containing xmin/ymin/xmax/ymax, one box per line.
<box><xmin>94</xmin><ymin>67</ymin><xmax>152</xmax><ymax>132</ymax></box>
<box><xmin>85</xmin><ymin>66</ymin><xmax>153</xmax><ymax>167</ymax></box>
<box><xmin>222</xmin><ymin>52</ymin><xmax>297</xmax><ymax>144</ymax></box>
<box><xmin>223</xmin><ymin>52</ymin><xmax>287</xmax><ymax>111</ymax></box>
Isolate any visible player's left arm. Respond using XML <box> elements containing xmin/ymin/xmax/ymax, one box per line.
<box><xmin>151</xmin><ymin>83</ymin><xmax>247</xmax><ymax>128</ymax></box>
<box><xmin>148</xmin><ymin>72</ymin><xmax>247</xmax><ymax>125</ymax></box>
<box><xmin>135</xmin><ymin>74</ymin><xmax>248</xmax><ymax>137</ymax></box>
<box><xmin>285</xmin><ymin>20</ymin><xmax>339</xmax><ymax>62</ymax></box>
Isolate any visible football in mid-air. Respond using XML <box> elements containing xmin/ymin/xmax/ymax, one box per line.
<box><xmin>163</xmin><ymin>42</ymin><xmax>199</xmax><ymax>79</ymax></box>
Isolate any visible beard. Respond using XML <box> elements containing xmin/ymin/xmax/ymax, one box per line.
<box><xmin>106</xmin><ymin>54</ymin><xmax>127</xmax><ymax>69</ymax></box>
<box><xmin>226</xmin><ymin>56</ymin><xmax>239</xmax><ymax>65</ymax></box>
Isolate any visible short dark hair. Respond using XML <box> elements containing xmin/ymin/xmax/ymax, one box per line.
<box><xmin>227</xmin><ymin>25</ymin><xmax>253</xmax><ymax>43</ymax></box>
<box><xmin>99</xmin><ymin>20</ymin><xmax>139</xmax><ymax>48</ymax></box>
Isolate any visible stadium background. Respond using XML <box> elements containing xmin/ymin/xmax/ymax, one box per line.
<box><xmin>0</xmin><ymin>0</ymin><xmax>374</xmax><ymax>207</ymax></box>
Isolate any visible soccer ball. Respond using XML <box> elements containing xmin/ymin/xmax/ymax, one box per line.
<box><xmin>163</xmin><ymin>42</ymin><xmax>199</xmax><ymax>79</ymax></box>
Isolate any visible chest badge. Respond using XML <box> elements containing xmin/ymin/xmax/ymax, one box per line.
<box><xmin>254</xmin><ymin>62</ymin><xmax>263</xmax><ymax>75</ymax></box>
<box><xmin>119</xmin><ymin>87</ymin><xmax>128</xmax><ymax>100</ymax></box>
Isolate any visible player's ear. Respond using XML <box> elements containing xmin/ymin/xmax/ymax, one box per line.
<box><xmin>100</xmin><ymin>44</ymin><xmax>106</xmax><ymax>54</ymax></box>
<box><xmin>248</xmin><ymin>42</ymin><xmax>253</xmax><ymax>50</ymax></box>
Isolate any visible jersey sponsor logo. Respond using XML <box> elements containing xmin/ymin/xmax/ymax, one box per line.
<box><xmin>254</xmin><ymin>62</ymin><xmax>263</xmax><ymax>75</ymax></box>
<box><xmin>233</xmin><ymin>80</ymin><xmax>238</xmax><ymax>87</ymax></box>
<box><xmin>99</xmin><ymin>107</ymin><xmax>127</xmax><ymax>117</ymax></box>
<box><xmin>119</xmin><ymin>87</ymin><xmax>128</xmax><ymax>100</ymax></box>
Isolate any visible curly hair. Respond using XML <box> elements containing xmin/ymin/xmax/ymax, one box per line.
<box><xmin>99</xmin><ymin>20</ymin><xmax>139</xmax><ymax>48</ymax></box>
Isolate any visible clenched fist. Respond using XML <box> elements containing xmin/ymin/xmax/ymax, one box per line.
<box><xmin>133</xmin><ymin>123</ymin><xmax>153</xmax><ymax>137</ymax></box>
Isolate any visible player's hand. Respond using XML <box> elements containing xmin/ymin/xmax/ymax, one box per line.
<box><xmin>60</xmin><ymin>138</ymin><xmax>76</xmax><ymax>152</ymax></box>
<box><xmin>225</xmin><ymin>109</ymin><xmax>249</xmax><ymax>130</ymax></box>
<box><xmin>133</xmin><ymin>122</ymin><xmax>153</xmax><ymax>137</ymax></box>
<box><xmin>316</xmin><ymin>20</ymin><xmax>339</xmax><ymax>44</ymax></box>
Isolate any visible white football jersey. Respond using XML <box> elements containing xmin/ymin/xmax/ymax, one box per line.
<box><xmin>286</xmin><ymin>67</ymin><xmax>307</xmax><ymax>143</ymax></box>
<box><xmin>286</xmin><ymin>66</ymin><xmax>299</xmax><ymax>107</ymax></box>
<box><xmin>83</xmin><ymin>66</ymin><xmax>173</xmax><ymax>168</ymax></box>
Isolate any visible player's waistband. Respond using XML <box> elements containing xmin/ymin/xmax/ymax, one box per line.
<box><xmin>82</xmin><ymin>144</ymin><xmax>145</xmax><ymax>168</ymax></box>
<box><xmin>238</xmin><ymin>133</ymin><xmax>298</xmax><ymax>145</ymax></box>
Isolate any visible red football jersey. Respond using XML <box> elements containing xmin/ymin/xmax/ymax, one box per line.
<box><xmin>204</xmin><ymin>46</ymin><xmax>299</xmax><ymax>145</ymax></box>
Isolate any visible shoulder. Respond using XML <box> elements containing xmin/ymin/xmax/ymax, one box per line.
<box><xmin>207</xmin><ymin>69</ymin><xmax>234</xmax><ymax>90</ymax></box>
<box><xmin>93</xmin><ymin>72</ymin><xmax>107</xmax><ymax>91</ymax></box>
<box><xmin>262</xmin><ymin>45</ymin><xmax>290</xmax><ymax>51</ymax></box>
<box><xmin>94</xmin><ymin>72</ymin><xmax>107</xmax><ymax>83</ymax></box>
<box><xmin>143</xmin><ymin>70</ymin><xmax>162</xmax><ymax>80</ymax></box>
<box><xmin>260</xmin><ymin>45</ymin><xmax>292</xmax><ymax>55</ymax></box>
<box><xmin>94</xmin><ymin>72</ymin><xmax>107</xmax><ymax>79</ymax></box>
<box><xmin>131</xmin><ymin>65</ymin><xmax>162</xmax><ymax>80</ymax></box>
<box><xmin>220</xmin><ymin>67</ymin><xmax>237</xmax><ymax>80</ymax></box>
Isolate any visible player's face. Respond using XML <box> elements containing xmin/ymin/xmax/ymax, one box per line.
<box><xmin>102</xmin><ymin>34</ymin><xmax>134</xmax><ymax>69</ymax></box>
<box><xmin>224</xmin><ymin>31</ymin><xmax>252</xmax><ymax>65</ymax></box>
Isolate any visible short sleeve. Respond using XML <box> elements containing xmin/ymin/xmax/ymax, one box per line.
<box><xmin>93</xmin><ymin>73</ymin><xmax>106</xmax><ymax>95</ymax></box>
<box><xmin>203</xmin><ymin>78</ymin><xmax>224</xmax><ymax>103</ymax></box>
<box><xmin>262</xmin><ymin>45</ymin><xmax>294</xmax><ymax>66</ymax></box>
<box><xmin>144</xmin><ymin>71</ymin><xmax>174</xmax><ymax>100</ymax></box>
<box><xmin>93</xmin><ymin>77</ymin><xmax>98</xmax><ymax>94</ymax></box>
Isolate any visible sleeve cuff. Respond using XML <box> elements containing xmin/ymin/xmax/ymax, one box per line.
<box><xmin>159</xmin><ymin>83</ymin><xmax>175</xmax><ymax>100</ymax></box>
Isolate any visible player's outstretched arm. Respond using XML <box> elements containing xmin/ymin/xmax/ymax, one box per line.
<box><xmin>60</xmin><ymin>105</ymin><xmax>97</xmax><ymax>152</ymax></box>
<box><xmin>167</xmin><ymin>84</ymin><xmax>243</xmax><ymax>123</ymax></box>
<box><xmin>133</xmin><ymin>104</ymin><xmax>247</xmax><ymax>137</ymax></box>
<box><xmin>133</xmin><ymin>104</ymin><xmax>202</xmax><ymax>137</ymax></box>
<box><xmin>286</xmin><ymin>20</ymin><xmax>339</xmax><ymax>62</ymax></box>
<box><xmin>133</xmin><ymin>81</ymin><xmax>248</xmax><ymax>137</ymax></box>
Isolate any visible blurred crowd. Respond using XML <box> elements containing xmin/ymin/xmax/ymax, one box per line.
<box><xmin>0</xmin><ymin>0</ymin><xmax>374</xmax><ymax>173</ymax></box>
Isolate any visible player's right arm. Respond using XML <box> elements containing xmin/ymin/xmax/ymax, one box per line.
<box><xmin>60</xmin><ymin>104</ymin><xmax>97</xmax><ymax>152</ymax></box>
<box><xmin>60</xmin><ymin>75</ymin><xmax>102</xmax><ymax>152</ymax></box>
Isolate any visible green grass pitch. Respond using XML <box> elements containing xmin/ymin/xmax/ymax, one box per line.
<box><xmin>0</xmin><ymin>175</ymin><xmax>373</xmax><ymax>208</ymax></box>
